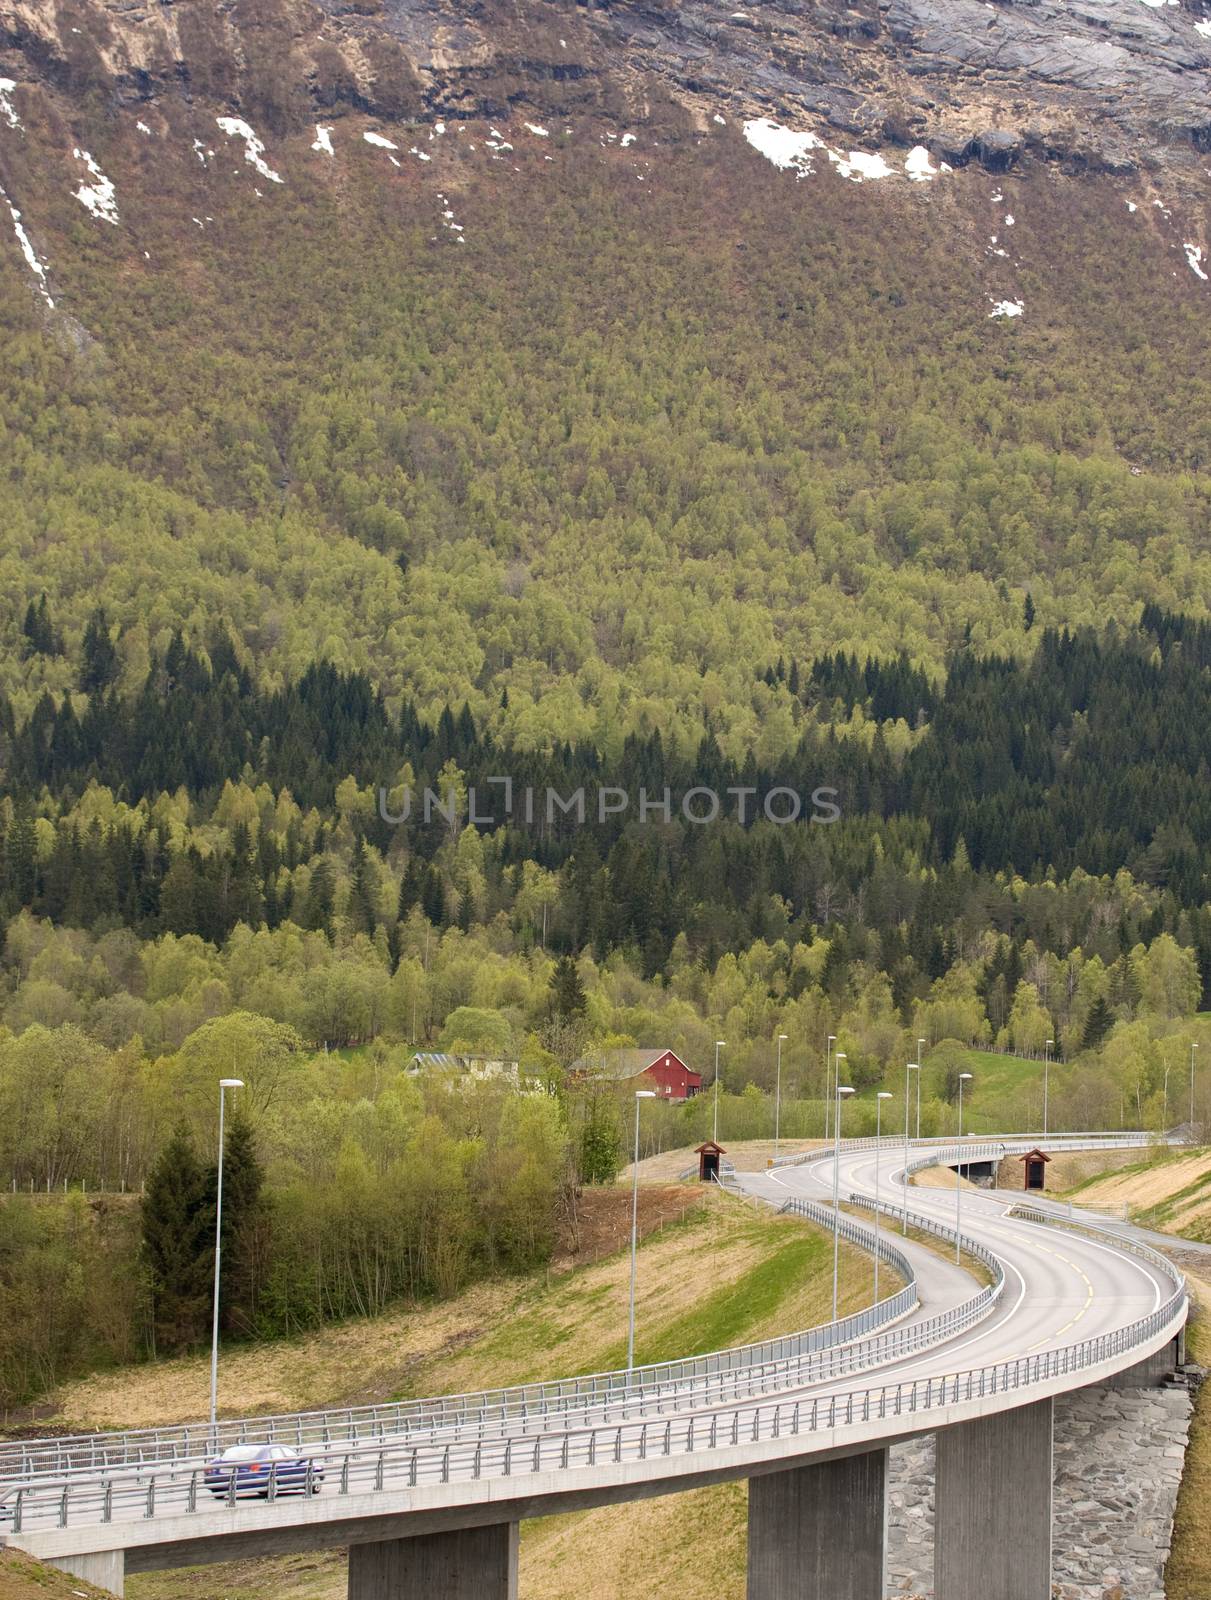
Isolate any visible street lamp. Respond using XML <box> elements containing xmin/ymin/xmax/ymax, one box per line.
<box><xmin>712</xmin><ymin>1040</ymin><xmax>726</xmax><ymax>1144</ymax></box>
<box><xmin>210</xmin><ymin>1078</ymin><xmax>244</xmax><ymax>1432</ymax></box>
<box><xmin>1163</xmin><ymin>1058</ymin><xmax>1171</xmax><ymax>1131</ymax></box>
<box><xmin>915</xmin><ymin>1039</ymin><xmax>925</xmax><ymax>1138</ymax></box>
<box><xmin>955</xmin><ymin>1073</ymin><xmax>973</xmax><ymax>1264</ymax></box>
<box><xmin>824</xmin><ymin>1034</ymin><xmax>836</xmax><ymax>1140</ymax></box>
<box><xmin>902</xmin><ymin>1063</ymin><xmax>919</xmax><ymax>1234</ymax></box>
<box><xmin>874</xmin><ymin>1092</ymin><xmax>893</xmax><ymax>1304</ymax></box>
<box><xmin>774</xmin><ymin>1033</ymin><xmax>788</xmax><ymax>1157</ymax></box>
<box><xmin>831</xmin><ymin>1063</ymin><xmax>853</xmax><ymax>1321</ymax></box>
<box><xmin>627</xmin><ymin>1090</ymin><xmax>658</xmax><ymax>1373</ymax></box>
<box><xmin>1043</xmin><ymin>1039</ymin><xmax>1053</xmax><ymax>1137</ymax></box>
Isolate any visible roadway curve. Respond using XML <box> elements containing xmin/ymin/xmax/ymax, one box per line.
<box><xmin>0</xmin><ymin>1136</ymin><xmax>1189</xmax><ymax>1580</ymax></box>
<box><xmin>742</xmin><ymin>1143</ymin><xmax>1177</xmax><ymax>1395</ymax></box>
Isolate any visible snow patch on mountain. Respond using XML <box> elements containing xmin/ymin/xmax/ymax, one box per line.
<box><xmin>745</xmin><ymin>118</ymin><xmax>933</xmax><ymax>184</ymax></box>
<box><xmin>312</xmin><ymin>125</ymin><xmax>334</xmax><ymax>156</ymax></box>
<box><xmin>743</xmin><ymin>118</ymin><xmax>827</xmax><ymax>173</ymax></box>
<box><xmin>216</xmin><ymin>117</ymin><xmax>283</xmax><ymax>183</ymax></box>
<box><xmin>831</xmin><ymin>148</ymin><xmax>894</xmax><ymax>182</ymax></box>
<box><xmin>72</xmin><ymin>149</ymin><xmax>119</xmax><ymax>225</ymax></box>
<box><xmin>363</xmin><ymin>131</ymin><xmax>397</xmax><ymax>150</ymax></box>
<box><xmin>989</xmin><ymin>298</ymin><xmax>1025</xmax><ymax>318</ymax></box>
<box><xmin>0</xmin><ymin>80</ymin><xmax>22</xmax><ymax>131</ymax></box>
<box><xmin>1185</xmin><ymin>243</ymin><xmax>1208</xmax><ymax>280</ymax></box>
<box><xmin>2</xmin><ymin>183</ymin><xmax>52</xmax><ymax>306</ymax></box>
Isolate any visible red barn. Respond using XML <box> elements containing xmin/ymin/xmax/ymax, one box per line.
<box><xmin>571</xmin><ymin>1048</ymin><xmax>703</xmax><ymax>1102</ymax></box>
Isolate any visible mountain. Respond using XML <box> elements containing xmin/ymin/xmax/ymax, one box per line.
<box><xmin>5</xmin><ymin>0</ymin><xmax>1211</xmax><ymax>170</ymax></box>
<box><xmin>0</xmin><ymin>0</ymin><xmax>1210</xmax><ymax>754</ymax></box>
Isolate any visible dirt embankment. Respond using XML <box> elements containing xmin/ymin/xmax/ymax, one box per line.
<box><xmin>625</xmin><ymin>1139</ymin><xmax>824</xmax><ymax>1183</ymax></box>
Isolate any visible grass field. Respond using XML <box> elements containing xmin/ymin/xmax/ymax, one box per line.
<box><xmin>847</xmin><ymin>1046</ymin><xmax>1048</xmax><ymax>1136</ymax></box>
<box><xmin>117</xmin><ymin>1190</ymin><xmax>881</xmax><ymax>1600</ymax></box>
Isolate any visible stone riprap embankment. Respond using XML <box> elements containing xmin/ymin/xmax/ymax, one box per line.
<box><xmin>885</xmin><ymin>1384</ymin><xmax>1193</xmax><ymax>1599</ymax></box>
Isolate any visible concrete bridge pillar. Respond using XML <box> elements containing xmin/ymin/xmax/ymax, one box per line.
<box><xmin>347</xmin><ymin>1522</ymin><xmax>518</xmax><ymax>1600</ymax></box>
<box><xmin>49</xmin><ymin>1549</ymin><xmax>125</xmax><ymax>1596</ymax></box>
<box><xmin>746</xmin><ymin>1447</ymin><xmax>888</xmax><ymax>1599</ymax></box>
<box><xmin>934</xmin><ymin>1397</ymin><xmax>1053</xmax><ymax>1600</ymax></box>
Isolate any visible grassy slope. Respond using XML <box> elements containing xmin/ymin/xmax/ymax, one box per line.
<box><xmin>0</xmin><ymin>1550</ymin><xmax>115</xmax><ymax>1600</ymax></box>
<box><xmin>1166</xmin><ymin>1274</ymin><xmax>1211</xmax><ymax>1600</ymax></box>
<box><xmin>121</xmin><ymin>1191</ymin><xmax>879</xmax><ymax>1600</ymax></box>
<box><xmin>1054</xmin><ymin>1147</ymin><xmax>1211</xmax><ymax>1239</ymax></box>
<box><xmin>854</xmin><ymin>1046</ymin><xmax>1046</xmax><ymax>1134</ymax></box>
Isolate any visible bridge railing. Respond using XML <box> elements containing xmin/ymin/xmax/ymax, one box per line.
<box><xmin>0</xmin><ymin>1202</ymin><xmax>922</xmax><ymax>1484</ymax></box>
<box><xmin>769</xmin><ymin>1130</ymin><xmax>1166</xmax><ymax>1171</ymax></box>
<box><xmin>2</xmin><ymin>1218</ymin><xmax>1183</xmax><ymax>1538</ymax></box>
<box><xmin>0</xmin><ymin>1187</ymin><xmax>1017</xmax><ymax>1498</ymax></box>
<box><xmin>0</xmin><ymin>1191</ymin><xmax>1012</xmax><ymax>1521</ymax></box>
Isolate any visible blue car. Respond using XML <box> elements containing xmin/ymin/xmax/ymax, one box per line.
<box><xmin>203</xmin><ymin>1443</ymin><xmax>324</xmax><ymax>1500</ymax></box>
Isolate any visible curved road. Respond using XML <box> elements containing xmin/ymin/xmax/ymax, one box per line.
<box><xmin>0</xmin><ymin>1134</ymin><xmax>1189</xmax><ymax>1596</ymax></box>
<box><xmin>741</xmin><ymin>1145</ymin><xmax>1175</xmax><ymax>1392</ymax></box>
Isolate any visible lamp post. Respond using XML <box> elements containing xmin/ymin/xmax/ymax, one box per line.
<box><xmin>824</xmin><ymin>1034</ymin><xmax>836</xmax><ymax>1140</ymax></box>
<box><xmin>902</xmin><ymin>1063</ymin><xmax>919</xmax><ymax>1234</ymax></box>
<box><xmin>774</xmin><ymin>1033</ymin><xmax>788</xmax><ymax>1157</ymax></box>
<box><xmin>874</xmin><ymin>1091</ymin><xmax>893</xmax><ymax>1304</ymax></box>
<box><xmin>831</xmin><ymin>1061</ymin><xmax>853</xmax><ymax>1321</ymax></box>
<box><xmin>1191</xmin><ymin>1041</ymin><xmax>1199</xmax><ymax>1130</ymax></box>
<box><xmin>915</xmin><ymin>1039</ymin><xmax>925</xmax><ymax>1138</ymax></box>
<box><xmin>1043</xmin><ymin>1038</ymin><xmax>1053</xmax><ymax>1137</ymax></box>
<box><xmin>712</xmin><ymin>1040</ymin><xmax>726</xmax><ymax>1145</ymax></box>
<box><xmin>210</xmin><ymin>1077</ymin><xmax>244</xmax><ymax>1433</ymax></box>
<box><xmin>1163</xmin><ymin>1059</ymin><xmax>1171</xmax><ymax>1131</ymax></box>
<box><xmin>627</xmin><ymin>1090</ymin><xmax>658</xmax><ymax>1373</ymax></box>
<box><xmin>955</xmin><ymin>1072</ymin><xmax>972</xmax><ymax>1264</ymax></box>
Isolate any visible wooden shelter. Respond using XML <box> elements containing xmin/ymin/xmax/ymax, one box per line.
<box><xmin>1018</xmin><ymin>1147</ymin><xmax>1051</xmax><ymax>1191</ymax></box>
<box><xmin>695</xmin><ymin>1141</ymin><xmax>726</xmax><ymax>1183</ymax></box>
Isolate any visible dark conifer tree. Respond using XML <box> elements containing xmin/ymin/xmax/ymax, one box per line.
<box><xmin>219</xmin><ymin>1108</ymin><xmax>266</xmax><ymax>1337</ymax></box>
<box><xmin>21</xmin><ymin>593</ymin><xmax>61</xmax><ymax>658</ymax></box>
<box><xmin>549</xmin><ymin>954</ymin><xmax>587</xmax><ymax>1018</ymax></box>
<box><xmin>79</xmin><ymin>608</ymin><xmax>120</xmax><ymax>693</ymax></box>
<box><xmin>141</xmin><ymin>1124</ymin><xmax>214</xmax><ymax>1355</ymax></box>
<box><xmin>301</xmin><ymin>858</ymin><xmax>335</xmax><ymax>937</ymax></box>
<box><xmin>348</xmin><ymin>836</ymin><xmax>377</xmax><ymax>934</ymax></box>
<box><xmin>1082</xmin><ymin>996</ymin><xmax>1114</xmax><ymax>1051</ymax></box>
<box><xmin>421</xmin><ymin>866</ymin><xmax>445</xmax><ymax>926</ymax></box>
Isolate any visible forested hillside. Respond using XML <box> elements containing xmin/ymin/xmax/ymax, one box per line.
<box><xmin>3</xmin><ymin>110</ymin><xmax>1211</xmax><ymax>754</ymax></box>
<box><xmin>3</xmin><ymin>0</ymin><xmax>1211</xmax><ymax>1419</ymax></box>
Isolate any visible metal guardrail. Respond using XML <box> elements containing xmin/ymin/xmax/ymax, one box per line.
<box><xmin>1</xmin><ymin>1142</ymin><xmax>1153</xmax><ymax>1491</ymax></box>
<box><xmin>1005</xmin><ymin>1204</ymin><xmax>1179</xmax><ymax>1279</ymax></box>
<box><xmin>769</xmin><ymin>1131</ymin><xmax>1168</xmax><ymax>1171</ymax></box>
<box><xmin>2</xmin><ymin>1241</ymin><xmax>1182</xmax><ymax>1538</ymax></box>
<box><xmin>1</xmin><ymin>1141</ymin><xmax>1185</xmax><ymax>1540</ymax></box>
<box><xmin>0</xmin><ymin>1192</ymin><xmax>1015</xmax><ymax>1529</ymax></box>
<box><xmin>0</xmin><ymin>1196</ymin><xmax>920</xmax><ymax>1485</ymax></box>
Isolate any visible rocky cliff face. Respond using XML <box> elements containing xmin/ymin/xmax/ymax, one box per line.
<box><xmin>2</xmin><ymin>0</ymin><xmax>1210</xmax><ymax>178</ymax></box>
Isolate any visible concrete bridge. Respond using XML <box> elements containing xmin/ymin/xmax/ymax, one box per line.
<box><xmin>0</xmin><ymin>1133</ymin><xmax>1189</xmax><ymax>1600</ymax></box>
